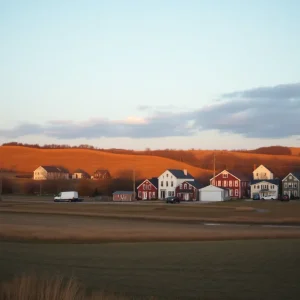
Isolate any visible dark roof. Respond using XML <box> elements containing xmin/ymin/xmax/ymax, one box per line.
<box><xmin>182</xmin><ymin>180</ymin><xmax>203</xmax><ymax>189</ymax></box>
<box><xmin>41</xmin><ymin>165</ymin><xmax>68</xmax><ymax>173</ymax></box>
<box><xmin>168</xmin><ymin>169</ymin><xmax>194</xmax><ymax>179</ymax></box>
<box><xmin>226</xmin><ymin>170</ymin><xmax>251</xmax><ymax>181</ymax></box>
<box><xmin>74</xmin><ymin>169</ymin><xmax>90</xmax><ymax>176</ymax></box>
<box><xmin>250</xmin><ymin>179</ymin><xmax>280</xmax><ymax>185</ymax></box>
<box><xmin>149</xmin><ymin>177</ymin><xmax>158</xmax><ymax>188</ymax></box>
<box><xmin>95</xmin><ymin>169</ymin><xmax>110</xmax><ymax>173</ymax></box>
<box><xmin>290</xmin><ymin>172</ymin><xmax>300</xmax><ymax>181</ymax></box>
<box><xmin>113</xmin><ymin>191</ymin><xmax>134</xmax><ymax>195</ymax></box>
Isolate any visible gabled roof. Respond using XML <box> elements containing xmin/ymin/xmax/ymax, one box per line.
<box><xmin>167</xmin><ymin>169</ymin><xmax>194</xmax><ymax>179</ymax></box>
<box><xmin>137</xmin><ymin>177</ymin><xmax>158</xmax><ymax>189</ymax></box>
<box><xmin>181</xmin><ymin>180</ymin><xmax>203</xmax><ymax>189</ymax></box>
<box><xmin>282</xmin><ymin>172</ymin><xmax>300</xmax><ymax>181</ymax></box>
<box><xmin>149</xmin><ymin>177</ymin><xmax>158</xmax><ymax>188</ymax></box>
<box><xmin>199</xmin><ymin>185</ymin><xmax>229</xmax><ymax>192</ymax></box>
<box><xmin>210</xmin><ymin>169</ymin><xmax>250</xmax><ymax>181</ymax></box>
<box><xmin>250</xmin><ymin>179</ymin><xmax>280</xmax><ymax>185</ymax></box>
<box><xmin>95</xmin><ymin>169</ymin><xmax>110</xmax><ymax>174</ymax></box>
<box><xmin>253</xmin><ymin>164</ymin><xmax>274</xmax><ymax>174</ymax></box>
<box><xmin>74</xmin><ymin>169</ymin><xmax>90</xmax><ymax>176</ymax></box>
<box><xmin>40</xmin><ymin>165</ymin><xmax>68</xmax><ymax>173</ymax></box>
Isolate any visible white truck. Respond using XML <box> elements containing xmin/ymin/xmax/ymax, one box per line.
<box><xmin>54</xmin><ymin>191</ymin><xmax>83</xmax><ymax>202</ymax></box>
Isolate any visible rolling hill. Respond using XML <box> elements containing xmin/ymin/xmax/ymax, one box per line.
<box><xmin>0</xmin><ymin>146</ymin><xmax>212</xmax><ymax>180</ymax></box>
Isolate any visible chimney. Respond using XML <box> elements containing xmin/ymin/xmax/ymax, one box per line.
<box><xmin>183</xmin><ymin>169</ymin><xmax>187</xmax><ymax>176</ymax></box>
<box><xmin>253</xmin><ymin>164</ymin><xmax>257</xmax><ymax>171</ymax></box>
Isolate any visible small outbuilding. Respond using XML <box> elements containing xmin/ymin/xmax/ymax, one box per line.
<box><xmin>112</xmin><ymin>191</ymin><xmax>135</xmax><ymax>202</ymax></box>
<box><xmin>198</xmin><ymin>185</ymin><xmax>230</xmax><ymax>202</ymax></box>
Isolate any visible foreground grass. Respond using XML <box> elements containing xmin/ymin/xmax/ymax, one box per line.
<box><xmin>0</xmin><ymin>274</ymin><xmax>143</xmax><ymax>300</ymax></box>
<box><xmin>1</xmin><ymin>240</ymin><xmax>300</xmax><ymax>299</ymax></box>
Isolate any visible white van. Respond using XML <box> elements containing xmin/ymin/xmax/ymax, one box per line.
<box><xmin>54</xmin><ymin>191</ymin><xmax>83</xmax><ymax>202</ymax></box>
<box><xmin>260</xmin><ymin>195</ymin><xmax>276</xmax><ymax>200</ymax></box>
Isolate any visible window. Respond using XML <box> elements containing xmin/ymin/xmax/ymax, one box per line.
<box><xmin>184</xmin><ymin>184</ymin><xmax>187</xmax><ymax>189</ymax></box>
<box><xmin>152</xmin><ymin>192</ymin><xmax>155</xmax><ymax>197</ymax></box>
<box><xmin>284</xmin><ymin>182</ymin><xmax>287</xmax><ymax>188</ymax></box>
<box><xmin>161</xmin><ymin>181</ymin><xmax>163</xmax><ymax>187</ymax></box>
<box><xmin>218</xmin><ymin>181</ymin><xmax>221</xmax><ymax>186</ymax></box>
<box><xmin>148</xmin><ymin>185</ymin><xmax>151</xmax><ymax>190</ymax></box>
<box><xmin>171</xmin><ymin>191</ymin><xmax>175</xmax><ymax>196</ymax></box>
<box><xmin>288</xmin><ymin>183</ymin><xmax>293</xmax><ymax>188</ymax></box>
<box><xmin>229</xmin><ymin>181</ymin><xmax>232</xmax><ymax>187</ymax></box>
<box><xmin>235</xmin><ymin>189</ymin><xmax>239</xmax><ymax>196</ymax></box>
<box><xmin>294</xmin><ymin>183</ymin><xmax>298</xmax><ymax>188</ymax></box>
<box><xmin>171</xmin><ymin>181</ymin><xmax>173</xmax><ymax>187</ymax></box>
<box><xmin>166</xmin><ymin>174</ymin><xmax>169</xmax><ymax>177</ymax></box>
<box><xmin>143</xmin><ymin>184</ymin><xmax>146</xmax><ymax>190</ymax></box>
<box><xmin>235</xmin><ymin>180</ymin><xmax>238</xmax><ymax>187</ymax></box>
<box><xmin>168</xmin><ymin>191</ymin><xmax>172</xmax><ymax>196</ymax></box>
<box><xmin>223</xmin><ymin>181</ymin><xmax>227</xmax><ymax>187</ymax></box>
<box><xmin>257</xmin><ymin>185</ymin><xmax>260</xmax><ymax>189</ymax></box>
<box><xmin>166</xmin><ymin>181</ymin><xmax>168</xmax><ymax>187</ymax></box>
<box><xmin>138</xmin><ymin>191</ymin><xmax>142</xmax><ymax>198</ymax></box>
<box><xmin>223</xmin><ymin>173</ymin><xmax>228</xmax><ymax>178</ymax></box>
<box><xmin>229</xmin><ymin>189</ymin><xmax>233</xmax><ymax>196</ymax></box>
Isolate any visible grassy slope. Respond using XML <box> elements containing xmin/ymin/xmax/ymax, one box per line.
<box><xmin>1</xmin><ymin>240</ymin><xmax>300</xmax><ymax>300</ymax></box>
<box><xmin>0</xmin><ymin>146</ymin><xmax>210</xmax><ymax>179</ymax></box>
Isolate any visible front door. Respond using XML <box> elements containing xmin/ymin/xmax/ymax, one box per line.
<box><xmin>142</xmin><ymin>191</ymin><xmax>148</xmax><ymax>200</ymax></box>
<box><xmin>184</xmin><ymin>193</ymin><xmax>189</xmax><ymax>201</ymax></box>
<box><xmin>160</xmin><ymin>190</ymin><xmax>166</xmax><ymax>199</ymax></box>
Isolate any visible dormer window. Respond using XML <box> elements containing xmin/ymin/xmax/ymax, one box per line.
<box><xmin>223</xmin><ymin>173</ymin><xmax>228</xmax><ymax>178</ymax></box>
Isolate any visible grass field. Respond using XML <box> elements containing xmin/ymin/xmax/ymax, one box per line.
<box><xmin>0</xmin><ymin>146</ymin><xmax>210</xmax><ymax>179</ymax></box>
<box><xmin>1</xmin><ymin>240</ymin><xmax>300</xmax><ymax>299</ymax></box>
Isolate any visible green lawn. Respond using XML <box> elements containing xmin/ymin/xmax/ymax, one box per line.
<box><xmin>1</xmin><ymin>240</ymin><xmax>300</xmax><ymax>300</ymax></box>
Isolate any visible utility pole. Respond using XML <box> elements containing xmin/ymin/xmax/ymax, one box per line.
<box><xmin>133</xmin><ymin>167</ymin><xmax>136</xmax><ymax>200</ymax></box>
<box><xmin>213</xmin><ymin>152</ymin><xmax>216</xmax><ymax>186</ymax></box>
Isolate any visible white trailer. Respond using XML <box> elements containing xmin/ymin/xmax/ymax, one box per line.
<box><xmin>54</xmin><ymin>191</ymin><xmax>83</xmax><ymax>202</ymax></box>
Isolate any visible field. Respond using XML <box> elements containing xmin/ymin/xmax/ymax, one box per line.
<box><xmin>1</xmin><ymin>199</ymin><xmax>300</xmax><ymax>299</ymax></box>
<box><xmin>0</xmin><ymin>146</ymin><xmax>210</xmax><ymax>180</ymax></box>
<box><xmin>1</xmin><ymin>240</ymin><xmax>300</xmax><ymax>299</ymax></box>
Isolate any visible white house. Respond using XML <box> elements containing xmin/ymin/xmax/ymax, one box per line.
<box><xmin>250</xmin><ymin>179</ymin><xmax>280</xmax><ymax>199</ymax></box>
<box><xmin>198</xmin><ymin>185</ymin><xmax>230</xmax><ymax>202</ymax></box>
<box><xmin>253</xmin><ymin>165</ymin><xmax>274</xmax><ymax>180</ymax></box>
<box><xmin>33</xmin><ymin>166</ymin><xmax>69</xmax><ymax>180</ymax></box>
<box><xmin>72</xmin><ymin>169</ymin><xmax>90</xmax><ymax>179</ymax></box>
<box><xmin>158</xmin><ymin>169</ymin><xmax>194</xmax><ymax>199</ymax></box>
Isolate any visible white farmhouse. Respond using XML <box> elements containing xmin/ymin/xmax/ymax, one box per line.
<box><xmin>250</xmin><ymin>179</ymin><xmax>280</xmax><ymax>199</ymax></box>
<box><xmin>158</xmin><ymin>169</ymin><xmax>194</xmax><ymax>199</ymax></box>
<box><xmin>33</xmin><ymin>166</ymin><xmax>70</xmax><ymax>180</ymax></box>
<box><xmin>253</xmin><ymin>164</ymin><xmax>274</xmax><ymax>180</ymax></box>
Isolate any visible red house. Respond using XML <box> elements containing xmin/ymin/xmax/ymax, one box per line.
<box><xmin>175</xmin><ymin>180</ymin><xmax>203</xmax><ymax>201</ymax></box>
<box><xmin>210</xmin><ymin>170</ymin><xmax>250</xmax><ymax>198</ymax></box>
<box><xmin>137</xmin><ymin>178</ymin><xmax>158</xmax><ymax>200</ymax></box>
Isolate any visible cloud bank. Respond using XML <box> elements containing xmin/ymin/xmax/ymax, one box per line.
<box><xmin>1</xmin><ymin>83</ymin><xmax>300</xmax><ymax>140</ymax></box>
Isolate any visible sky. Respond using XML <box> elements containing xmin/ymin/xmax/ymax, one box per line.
<box><xmin>1</xmin><ymin>0</ymin><xmax>300</xmax><ymax>150</ymax></box>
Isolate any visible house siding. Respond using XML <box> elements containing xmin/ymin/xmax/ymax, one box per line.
<box><xmin>253</xmin><ymin>165</ymin><xmax>274</xmax><ymax>180</ymax></box>
<box><xmin>210</xmin><ymin>171</ymin><xmax>249</xmax><ymax>198</ymax></box>
<box><xmin>250</xmin><ymin>181</ymin><xmax>279</xmax><ymax>199</ymax></box>
<box><xmin>282</xmin><ymin>174</ymin><xmax>300</xmax><ymax>199</ymax></box>
<box><xmin>175</xmin><ymin>182</ymin><xmax>198</xmax><ymax>201</ymax></box>
<box><xmin>137</xmin><ymin>180</ymin><xmax>157</xmax><ymax>200</ymax></box>
<box><xmin>158</xmin><ymin>170</ymin><xmax>194</xmax><ymax>199</ymax></box>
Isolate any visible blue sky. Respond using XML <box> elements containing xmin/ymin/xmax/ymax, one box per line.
<box><xmin>1</xmin><ymin>0</ymin><xmax>300</xmax><ymax>149</ymax></box>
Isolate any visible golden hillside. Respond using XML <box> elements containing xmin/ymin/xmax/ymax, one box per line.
<box><xmin>0</xmin><ymin>146</ymin><xmax>211</xmax><ymax>180</ymax></box>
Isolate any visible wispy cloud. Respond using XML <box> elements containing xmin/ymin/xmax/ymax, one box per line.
<box><xmin>1</xmin><ymin>83</ymin><xmax>300</xmax><ymax>140</ymax></box>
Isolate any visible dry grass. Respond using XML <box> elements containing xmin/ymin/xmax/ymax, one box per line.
<box><xmin>0</xmin><ymin>274</ymin><xmax>139</xmax><ymax>300</ymax></box>
<box><xmin>0</xmin><ymin>146</ymin><xmax>209</xmax><ymax>179</ymax></box>
<box><xmin>2</xmin><ymin>211</ymin><xmax>300</xmax><ymax>243</ymax></box>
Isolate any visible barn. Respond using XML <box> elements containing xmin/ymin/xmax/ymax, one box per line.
<box><xmin>199</xmin><ymin>185</ymin><xmax>230</xmax><ymax>202</ymax></box>
<box><xmin>112</xmin><ymin>191</ymin><xmax>135</xmax><ymax>202</ymax></box>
